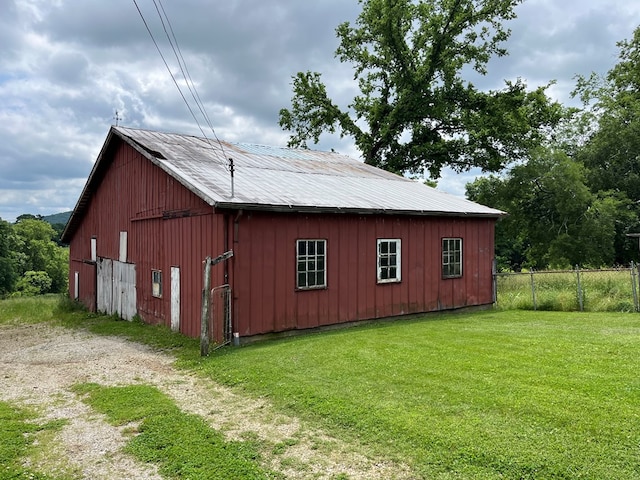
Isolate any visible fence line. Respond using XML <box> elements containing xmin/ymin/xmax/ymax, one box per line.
<box><xmin>494</xmin><ymin>263</ymin><xmax>640</xmax><ymax>312</ymax></box>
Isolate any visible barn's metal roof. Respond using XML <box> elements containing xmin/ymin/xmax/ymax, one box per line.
<box><xmin>116</xmin><ymin>127</ymin><xmax>503</xmax><ymax>216</ymax></box>
<box><xmin>62</xmin><ymin>126</ymin><xmax>504</xmax><ymax>242</ymax></box>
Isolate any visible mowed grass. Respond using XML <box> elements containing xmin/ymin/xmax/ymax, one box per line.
<box><xmin>5</xmin><ymin>297</ymin><xmax>640</xmax><ymax>478</ymax></box>
<box><xmin>198</xmin><ymin>311</ymin><xmax>640</xmax><ymax>479</ymax></box>
<box><xmin>0</xmin><ymin>401</ymin><xmax>70</xmax><ymax>480</ymax></box>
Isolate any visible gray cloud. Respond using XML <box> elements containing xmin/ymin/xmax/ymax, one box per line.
<box><xmin>0</xmin><ymin>0</ymin><xmax>638</xmax><ymax>221</ymax></box>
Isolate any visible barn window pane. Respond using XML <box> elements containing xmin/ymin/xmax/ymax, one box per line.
<box><xmin>296</xmin><ymin>239</ymin><xmax>327</xmax><ymax>290</ymax></box>
<box><xmin>442</xmin><ymin>238</ymin><xmax>463</xmax><ymax>278</ymax></box>
<box><xmin>152</xmin><ymin>270</ymin><xmax>162</xmax><ymax>298</ymax></box>
<box><xmin>377</xmin><ymin>239</ymin><xmax>401</xmax><ymax>283</ymax></box>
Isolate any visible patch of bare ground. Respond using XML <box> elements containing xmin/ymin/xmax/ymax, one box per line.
<box><xmin>0</xmin><ymin>323</ymin><xmax>415</xmax><ymax>479</ymax></box>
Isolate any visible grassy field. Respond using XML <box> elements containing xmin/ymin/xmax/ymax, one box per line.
<box><xmin>2</xmin><ymin>296</ymin><xmax>640</xmax><ymax>478</ymax></box>
<box><xmin>496</xmin><ymin>268</ymin><xmax>638</xmax><ymax>312</ymax></box>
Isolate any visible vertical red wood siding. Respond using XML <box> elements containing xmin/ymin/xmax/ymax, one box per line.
<box><xmin>68</xmin><ymin>139</ymin><xmax>497</xmax><ymax>340</ymax></box>
<box><xmin>68</xmin><ymin>139</ymin><xmax>225</xmax><ymax>337</ymax></box>
<box><xmin>231</xmin><ymin>211</ymin><xmax>496</xmax><ymax>337</ymax></box>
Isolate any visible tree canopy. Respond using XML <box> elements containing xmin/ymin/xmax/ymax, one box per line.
<box><xmin>0</xmin><ymin>217</ymin><xmax>68</xmax><ymax>297</ymax></box>
<box><xmin>280</xmin><ymin>0</ymin><xmax>564</xmax><ymax>177</ymax></box>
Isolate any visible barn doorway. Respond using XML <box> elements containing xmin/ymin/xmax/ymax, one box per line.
<box><xmin>96</xmin><ymin>257</ymin><xmax>137</xmax><ymax>320</ymax></box>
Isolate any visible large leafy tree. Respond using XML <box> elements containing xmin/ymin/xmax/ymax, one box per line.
<box><xmin>0</xmin><ymin>218</ymin><xmax>18</xmax><ymax>295</ymax></box>
<box><xmin>467</xmin><ymin>149</ymin><xmax>637</xmax><ymax>270</ymax></box>
<box><xmin>280</xmin><ymin>0</ymin><xmax>563</xmax><ymax>177</ymax></box>
<box><xmin>573</xmin><ymin>26</ymin><xmax>640</xmax><ymax>202</ymax></box>
<box><xmin>13</xmin><ymin>218</ymin><xmax>68</xmax><ymax>294</ymax></box>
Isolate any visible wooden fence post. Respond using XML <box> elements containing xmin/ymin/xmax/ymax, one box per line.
<box><xmin>492</xmin><ymin>259</ymin><xmax>498</xmax><ymax>305</ymax></box>
<box><xmin>530</xmin><ymin>269</ymin><xmax>537</xmax><ymax>311</ymax></box>
<box><xmin>200</xmin><ymin>256</ymin><xmax>212</xmax><ymax>357</ymax></box>
<box><xmin>576</xmin><ymin>265</ymin><xmax>583</xmax><ymax>312</ymax></box>
<box><xmin>631</xmin><ymin>261</ymin><xmax>638</xmax><ymax>312</ymax></box>
<box><xmin>200</xmin><ymin>250</ymin><xmax>234</xmax><ymax>356</ymax></box>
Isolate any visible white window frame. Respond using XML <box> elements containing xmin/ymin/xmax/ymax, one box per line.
<box><xmin>442</xmin><ymin>237</ymin><xmax>463</xmax><ymax>278</ymax></box>
<box><xmin>377</xmin><ymin>239</ymin><xmax>401</xmax><ymax>283</ymax></box>
<box><xmin>152</xmin><ymin>269</ymin><xmax>162</xmax><ymax>298</ymax></box>
<box><xmin>296</xmin><ymin>239</ymin><xmax>327</xmax><ymax>290</ymax></box>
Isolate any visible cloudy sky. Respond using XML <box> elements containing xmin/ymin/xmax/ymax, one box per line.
<box><xmin>1</xmin><ymin>0</ymin><xmax>639</xmax><ymax>223</ymax></box>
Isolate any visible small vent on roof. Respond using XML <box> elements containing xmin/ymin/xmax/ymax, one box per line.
<box><xmin>141</xmin><ymin>145</ymin><xmax>166</xmax><ymax>159</ymax></box>
<box><xmin>129</xmin><ymin>137</ymin><xmax>166</xmax><ymax>160</ymax></box>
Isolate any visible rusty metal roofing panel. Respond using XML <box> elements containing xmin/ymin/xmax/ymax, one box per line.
<box><xmin>112</xmin><ymin>126</ymin><xmax>504</xmax><ymax>217</ymax></box>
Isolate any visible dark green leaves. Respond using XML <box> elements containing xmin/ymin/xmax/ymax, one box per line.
<box><xmin>280</xmin><ymin>0</ymin><xmax>560</xmax><ymax>178</ymax></box>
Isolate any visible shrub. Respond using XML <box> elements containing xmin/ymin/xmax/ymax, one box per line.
<box><xmin>14</xmin><ymin>271</ymin><xmax>53</xmax><ymax>296</ymax></box>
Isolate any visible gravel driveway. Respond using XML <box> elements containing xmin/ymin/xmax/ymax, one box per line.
<box><xmin>0</xmin><ymin>323</ymin><xmax>413</xmax><ymax>479</ymax></box>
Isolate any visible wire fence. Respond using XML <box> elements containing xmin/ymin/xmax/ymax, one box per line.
<box><xmin>494</xmin><ymin>262</ymin><xmax>640</xmax><ymax>312</ymax></box>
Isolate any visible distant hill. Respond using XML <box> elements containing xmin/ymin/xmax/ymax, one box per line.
<box><xmin>42</xmin><ymin>211</ymin><xmax>72</xmax><ymax>225</ymax></box>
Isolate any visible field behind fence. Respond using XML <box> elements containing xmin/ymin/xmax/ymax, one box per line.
<box><xmin>495</xmin><ymin>263</ymin><xmax>640</xmax><ymax>312</ymax></box>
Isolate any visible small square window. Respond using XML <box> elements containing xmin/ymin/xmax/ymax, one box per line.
<box><xmin>152</xmin><ymin>270</ymin><xmax>162</xmax><ymax>297</ymax></box>
<box><xmin>296</xmin><ymin>239</ymin><xmax>327</xmax><ymax>290</ymax></box>
<box><xmin>377</xmin><ymin>239</ymin><xmax>401</xmax><ymax>283</ymax></box>
<box><xmin>442</xmin><ymin>238</ymin><xmax>463</xmax><ymax>278</ymax></box>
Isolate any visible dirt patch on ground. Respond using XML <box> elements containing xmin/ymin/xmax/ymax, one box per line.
<box><xmin>0</xmin><ymin>323</ymin><xmax>414</xmax><ymax>479</ymax></box>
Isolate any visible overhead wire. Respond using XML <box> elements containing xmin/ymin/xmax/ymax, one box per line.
<box><xmin>131</xmin><ymin>0</ymin><xmax>231</xmax><ymax>170</ymax></box>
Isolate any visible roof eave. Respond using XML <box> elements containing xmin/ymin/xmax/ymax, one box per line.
<box><xmin>214</xmin><ymin>201</ymin><xmax>505</xmax><ymax>218</ymax></box>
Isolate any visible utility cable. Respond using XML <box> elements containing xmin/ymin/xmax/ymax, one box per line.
<box><xmin>132</xmin><ymin>0</ymin><xmax>230</xmax><ymax>169</ymax></box>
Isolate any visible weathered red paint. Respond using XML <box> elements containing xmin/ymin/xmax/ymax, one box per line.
<box><xmin>68</xmin><ymin>138</ymin><xmax>497</xmax><ymax>340</ymax></box>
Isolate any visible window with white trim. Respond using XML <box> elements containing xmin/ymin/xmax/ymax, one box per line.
<box><xmin>442</xmin><ymin>238</ymin><xmax>462</xmax><ymax>278</ymax></box>
<box><xmin>152</xmin><ymin>270</ymin><xmax>162</xmax><ymax>297</ymax></box>
<box><xmin>296</xmin><ymin>239</ymin><xmax>326</xmax><ymax>289</ymax></box>
<box><xmin>377</xmin><ymin>239</ymin><xmax>401</xmax><ymax>283</ymax></box>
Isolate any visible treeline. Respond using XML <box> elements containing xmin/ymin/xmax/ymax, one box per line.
<box><xmin>466</xmin><ymin>27</ymin><xmax>640</xmax><ymax>271</ymax></box>
<box><xmin>0</xmin><ymin>215</ymin><xmax>68</xmax><ymax>297</ymax></box>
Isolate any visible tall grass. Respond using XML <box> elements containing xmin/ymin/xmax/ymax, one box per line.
<box><xmin>496</xmin><ymin>268</ymin><xmax>637</xmax><ymax>312</ymax></box>
<box><xmin>0</xmin><ymin>294</ymin><xmax>59</xmax><ymax>325</ymax></box>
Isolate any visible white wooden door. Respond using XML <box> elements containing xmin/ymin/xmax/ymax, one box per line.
<box><xmin>171</xmin><ymin>266</ymin><xmax>180</xmax><ymax>332</ymax></box>
<box><xmin>97</xmin><ymin>258</ymin><xmax>113</xmax><ymax>314</ymax></box>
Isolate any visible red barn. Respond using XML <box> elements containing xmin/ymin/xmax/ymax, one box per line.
<box><xmin>62</xmin><ymin>126</ymin><xmax>504</xmax><ymax>343</ymax></box>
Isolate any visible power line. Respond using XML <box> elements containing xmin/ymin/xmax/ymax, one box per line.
<box><xmin>131</xmin><ymin>0</ymin><xmax>231</xmax><ymax>171</ymax></box>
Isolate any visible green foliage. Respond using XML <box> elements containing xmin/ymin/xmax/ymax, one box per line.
<box><xmin>279</xmin><ymin>0</ymin><xmax>563</xmax><ymax>177</ymax></box>
<box><xmin>203</xmin><ymin>312</ymin><xmax>640</xmax><ymax>479</ymax></box>
<box><xmin>0</xmin><ymin>218</ymin><xmax>18</xmax><ymax>295</ymax></box>
<box><xmin>14</xmin><ymin>270</ymin><xmax>53</xmax><ymax>296</ymax></box>
<box><xmin>74</xmin><ymin>383</ymin><xmax>278</xmax><ymax>479</ymax></box>
<box><xmin>466</xmin><ymin>148</ymin><xmax>637</xmax><ymax>269</ymax></box>
<box><xmin>574</xmin><ymin>27</ymin><xmax>640</xmax><ymax>202</ymax></box>
<box><xmin>0</xmin><ymin>218</ymin><xmax>69</xmax><ymax>296</ymax></box>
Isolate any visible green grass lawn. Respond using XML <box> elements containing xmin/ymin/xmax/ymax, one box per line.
<box><xmin>196</xmin><ymin>311</ymin><xmax>640</xmax><ymax>479</ymax></box>
<box><xmin>73</xmin><ymin>383</ymin><xmax>280</xmax><ymax>480</ymax></box>
<box><xmin>4</xmin><ymin>297</ymin><xmax>640</xmax><ymax>478</ymax></box>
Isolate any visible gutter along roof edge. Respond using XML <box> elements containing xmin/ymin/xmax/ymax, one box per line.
<box><xmin>213</xmin><ymin>201</ymin><xmax>505</xmax><ymax>218</ymax></box>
